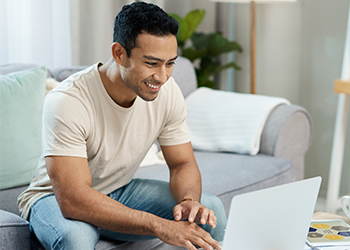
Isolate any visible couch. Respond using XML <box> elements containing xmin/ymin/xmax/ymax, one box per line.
<box><xmin>0</xmin><ymin>57</ymin><xmax>313</xmax><ymax>250</ymax></box>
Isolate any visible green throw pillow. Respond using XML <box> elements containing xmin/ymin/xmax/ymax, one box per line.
<box><xmin>0</xmin><ymin>66</ymin><xmax>47</xmax><ymax>189</ymax></box>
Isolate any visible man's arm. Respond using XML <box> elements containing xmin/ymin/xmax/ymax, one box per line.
<box><xmin>161</xmin><ymin>142</ymin><xmax>220</xmax><ymax>245</ymax></box>
<box><xmin>46</xmin><ymin>156</ymin><xmax>158</xmax><ymax>234</ymax></box>
<box><xmin>162</xmin><ymin>142</ymin><xmax>202</xmax><ymax>203</ymax></box>
<box><xmin>46</xmin><ymin>155</ymin><xmax>220</xmax><ymax>250</ymax></box>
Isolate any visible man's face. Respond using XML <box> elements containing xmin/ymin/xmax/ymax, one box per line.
<box><xmin>120</xmin><ymin>33</ymin><xmax>178</xmax><ymax>102</ymax></box>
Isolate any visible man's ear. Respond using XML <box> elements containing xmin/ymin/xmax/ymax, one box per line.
<box><xmin>111</xmin><ymin>42</ymin><xmax>126</xmax><ymax>65</ymax></box>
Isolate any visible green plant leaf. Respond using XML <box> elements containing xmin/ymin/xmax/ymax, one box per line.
<box><xmin>191</xmin><ymin>32</ymin><xmax>211</xmax><ymax>50</ymax></box>
<box><xmin>192</xmin><ymin>32</ymin><xmax>242</xmax><ymax>57</ymax></box>
<box><xmin>199</xmin><ymin>60</ymin><xmax>221</xmax><ymax>77</ymax></box>
<box><xmin>198</xmin><ymin>60</ymin><xmax>241</xmax><ymax>79</ymax></box>
<box><xmin>223</xmin><ymin>61</ymin><xmax>242</xmax><ymax>71</ymax></box>
<box><xmin>208</xmin><ymin>33</ymin><xmax>243</xmax><ymax>58</ymax></box>
<box><xmin>169</xmin><ymin>13</ymin><xmax>184</xmax><ymax>47</ymax></box>
<box><xmin>209</xmin><ymin>62</ymin><xmax>241</xmax><ymax>75</ymax></box>
<box><xmin>196</xmin><ymin>73</ymin><xmax>216</xmax><ymax>89</ymax></box>
<box><xmin>170</xmin><ymin>9</ymin><xmax>243</xmax><ymax>89</ymax></box>
<box><xmin>180</xmin><ymin>10</ymin><xmax>205</xmax><ymax>44</ymax></box>
<box><xmin>182</xmin><ymin>48</ymin><xmax>208</xmax><ymax>62</ymax></box>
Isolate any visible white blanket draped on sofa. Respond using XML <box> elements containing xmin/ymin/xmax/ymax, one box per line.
<box><xmin>185</xmin><ymin>87</ymin><xmax>290</xmax><ymax>155</ymax></box>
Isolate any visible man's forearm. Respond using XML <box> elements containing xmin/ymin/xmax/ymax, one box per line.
<box><xmin>57</xmin><ymin>184</ymin><xmax>165</xmax><ymax>236</ymax></box>
<box><xmin>169</xmin><ymin>161</ymin><xmax>218</xmax><ymax>229</ymax></box>
<box><xmin>169</xmin><ymin>162</ymin><xmax>202</xmax><ymax>203</ymax></box>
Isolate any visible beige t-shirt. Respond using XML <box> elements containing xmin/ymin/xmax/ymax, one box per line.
<box><xmin>18</xmin><ymin>63</ymin><xmax>191</xmax><ymax>220</ymax></box>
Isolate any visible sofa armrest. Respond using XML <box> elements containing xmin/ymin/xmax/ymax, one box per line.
<box><xmin>0</xmin><ymin>210</ymin><xmax>31</xmax><ymax>250</ymax></box>
<box><xmin>259</xmin><ymin>104</ymin><xmax>313</xmax><ymax>180</ymax></box>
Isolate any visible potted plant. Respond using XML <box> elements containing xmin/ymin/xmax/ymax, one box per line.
<box><xmin>170</xmin><ymin>10</ymin><xmax>243</xmax><ymax>89</ymax></box>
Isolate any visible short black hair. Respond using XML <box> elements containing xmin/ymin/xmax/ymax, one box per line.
<box><xmin>113</xmin><ymin>2</ymin><xmax>179</xmax><ymax>57</ymax></box>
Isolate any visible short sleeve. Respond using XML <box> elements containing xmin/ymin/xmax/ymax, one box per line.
<box><xmin>157</xmin><ymin>79</ymin><xmax>191</xmax><ymax>146</ymax></box>
<box><xmin>42</xmin><ymin>92</ymin><xmax>90</xmax><ymax>158</ymax></box>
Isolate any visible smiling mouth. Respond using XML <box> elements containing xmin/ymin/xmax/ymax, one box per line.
<box><xmin>145</xmin><ymin>81</ymin><xmax>160</xmax><ymax>90</ymax></box>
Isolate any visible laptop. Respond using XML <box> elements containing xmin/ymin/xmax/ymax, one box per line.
<box><xmin>221</xmin><ymin>176</ymin><xmax>322</xmax><ymax>250</ymax></box>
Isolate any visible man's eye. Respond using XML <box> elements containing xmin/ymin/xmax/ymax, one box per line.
<box><xmin>146</xmin><ymin>62</ymin><xmax>157</xmax><ymax>66</ymax></box>
<box><xmin>167</xmin><ymin>62</ymin><xmax>175</xmax><ymax>66</ymax></box>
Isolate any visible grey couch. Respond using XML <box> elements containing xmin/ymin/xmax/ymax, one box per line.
<box><xmin>0</xmin><ymin>57</ymin><xmax>312</xmax><ymax>250</ymax></box>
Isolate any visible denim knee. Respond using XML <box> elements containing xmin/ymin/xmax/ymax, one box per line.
<box><xmin>52</xmin><ymin>221</ymin><xmax>100</xmax><ymax>250</ymax></box>
<box><xmin>201</xmin><ymin>192</ymin><xmax>227</xmax><ymax>242</ymax></box>
<box><xmin>29</xmin><ymin>195</ymin><xmax>100</xmax><ymax>250</ymax></box>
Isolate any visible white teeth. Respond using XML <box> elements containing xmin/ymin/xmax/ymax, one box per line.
<box><xmin>145</xmin><ymin>82</ymin><xmax>160</xmax><ymax>89</ymax></box>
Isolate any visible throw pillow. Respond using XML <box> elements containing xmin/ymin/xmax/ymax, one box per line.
<box><xmin>0</xmin><ymin>66</ymin><xmax>47</xmax><ymax>189</ymax></box>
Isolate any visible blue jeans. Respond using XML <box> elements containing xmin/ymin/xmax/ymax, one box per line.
<box><xmin>29</xmin><ymin>179</ymin><xmax>227</xmax><ymax>250</ymax></box>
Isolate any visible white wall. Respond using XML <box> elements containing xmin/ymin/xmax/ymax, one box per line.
<box><xmin>233</xmin><ymin>2</ymin><xmax>302</xmax><ymax>102</ymax></box>
<box><xmin>300</xmin><ymin>0</ymin><xmax>350</xmax><ymax>197</ymax></box>
<box><xmin>70</xmin><ymin>0</ymin><xmax>135</xmax><ymax>66</ymax></box>
<box><xmin>231</xmin><ymin>0</ymin><xmax>350</xmax><ymax>197</ymax></box>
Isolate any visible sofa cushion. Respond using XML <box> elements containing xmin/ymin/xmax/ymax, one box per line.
<box><xmin>133</xmin><ymin>151</ymin><xmax>294</xmax><ymax>214</ymax></box>
<box><xmin>0</xmin><ymin>66</ymin><xmax>47</xmax><ymax>189</ymax></box>
<box><xmin>0</xmin><ymin>210</ymin><xmax>30</xmax><ymax>249</ymax></box>
<box><xmin>0</xmin><ymin>185</ymin><xmax>28</xmax><ymax>215</ymax></box>
<box><xmin>193</xmin><ymin>151</ymin><xmax>293</xmax><ymax>195</ymax></box>
<box><xmin>134</xmin><ymin>151</ymin><xmax>292</xmax><ymax>195</ymax></box>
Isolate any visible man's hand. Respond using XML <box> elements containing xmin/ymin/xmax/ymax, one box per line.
<box><xmin>155</xmin><ymin>219</ymin><xmax>221</xmax><ymax>250</ymax></box>
<box><xmin>173</xmin><ymin>200</ymin><xmax>217</xmax><ymax>228</ymax></box>
<box><xmin>160</xmin><ymin>143</ymin><xmax>222</xmax><ymax>249</ymax></box>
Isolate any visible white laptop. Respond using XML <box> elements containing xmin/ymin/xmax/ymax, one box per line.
<box><xmin>221</xmin><ymin>176</ymin><xmax>322</xmax><ymax>250</ymax></box>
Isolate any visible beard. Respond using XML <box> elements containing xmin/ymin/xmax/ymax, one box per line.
<box><xmin>123</xmin><ymin>76</ymin><xmax>161</xmax><ymax>102</ymax></box>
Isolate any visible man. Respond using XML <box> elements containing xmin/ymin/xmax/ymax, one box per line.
<box><xmin>18</xmin><ymin>2</ymin><xmax>227</xmax><ymax>250</ymax></box>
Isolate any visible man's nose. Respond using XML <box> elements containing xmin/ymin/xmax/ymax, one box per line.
<box><xmin>153</xmin><ymin>66</ymin><xmax>169</xmax><ymax>83</ymax></box>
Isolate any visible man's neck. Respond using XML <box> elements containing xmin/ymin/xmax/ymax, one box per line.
<box><xmin>98</xmin><ymin>59</ymin><xmax>136</xmax><ymax>108</ymax></box>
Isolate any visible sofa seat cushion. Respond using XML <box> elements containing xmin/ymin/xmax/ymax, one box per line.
<box><xmin>193</xmin><ymin>151</ymin><xmax>293</xmax><ymax>195</ymax></box>
<box><xmin>0</xmin><ymin>210</ymin><xmax>30</xmax><ymax>249</ymax></box>
<box><xmin>133</xmin><ymin>151</ymin><xmax>294</xmax><ymax>213</ymax></box>
<box><xmin>134</xmin><ymin>151</ymin><xmax>293</xmax><ymax>195</ymax></box>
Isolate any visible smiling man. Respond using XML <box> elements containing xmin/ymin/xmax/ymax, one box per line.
<box><xmin>103</xmin><ymin>33</ymin><xmax>178</xmax><ymax>106</ymax></box>
<box><xmin>18</xmin><ymin>2</ymin><xmax>227</xmax><ymax>250</ymax></box>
